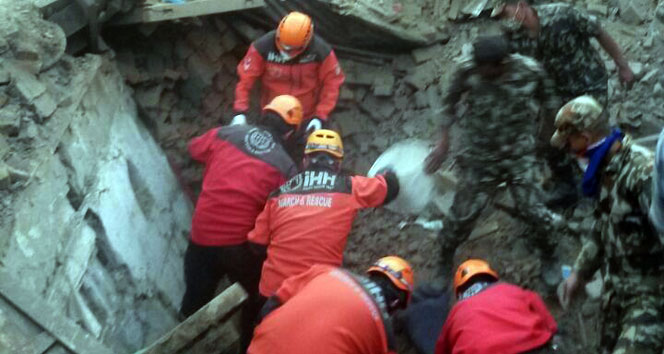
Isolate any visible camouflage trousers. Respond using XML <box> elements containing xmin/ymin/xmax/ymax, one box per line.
<box><xmin>601</xmin><ymin>292</ymin><xmax>664</xmax><ymax>354</ymax></box>
<box><xmin>441</xmin><ymin>158</ymin><xmax>560</xmax><ymax>255</ymax></box>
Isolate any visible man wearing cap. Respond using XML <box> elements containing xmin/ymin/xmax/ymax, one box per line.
<box><xmin>493</xmin><ymin>1</ymin><xmax>635</xmax><ymax>208</ymax></box>
<box><xmin>554</xmin><ymin>96</ymin><xmax>664</xmax><ymax>353</ymax></box>
<box><xmin>425</xmin><ymin>36</ymin><xmax>561</xmax><ymax>263</ymax></box>
<box><xmin>494</xmin><ymin>1</ymin><xmax>633</xmax><ymax>108</ymax></box>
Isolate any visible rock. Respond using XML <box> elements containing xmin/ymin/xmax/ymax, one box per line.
<box><xmin>604</xmin><ymin>60</ymin><xmax>616</xmax><ymax>72</ymax></box>
<box><xmin>0</xmin><ymin>94</ymin><xmax>8</xmax><ymax>108</ymax></box>
<box><xmin>0</xmin><ymin>134</ymin><xmax>8</xmax><ymax>159</ymax></box>
<box><xmin>630</xmin><ymin>61</ymin><xmax>644</xmax><ymax>80</ymax></box>
<box><xmin>0</xmin><ymin>105</ymin><xmax>20</xmax><ymax>136</ymax></box>
<box><xmin>584</xmin><ymin>271</ymin><xmax>603</xmax><ymax>299</ymax></box>
<box><xmin>187</xmin><ymin>54</ymin><xmax>217</xmax><ymax>85</ymax></box>
<box><xmin>414</xmin><ymin>91</ymin><xmax>428</xmax><ymax>109</ymax></box>
<box><xmin>619</xmin><ymin>0</ymin><xmax>645</xmax><ymax>25</ymax></box>
<box><xmin>32</xmin><ymin>93</ymin><xmax>57</xmax><ymax>120</ymax></box>
<box><xmin>643</xmin><ymin>35</ymin><xmax>654</xmax><ymax>49</ymax></box>
<box><xmin>657</xmin><ymin>2</ymin><xmax>664</xmax><ymax>23</ymax></box>
<box><xmin>0</xmin><ymin>161</ymin><xmax>10</xmax><ymax>189</ymax></box>
<box><xmin>11</xmin><ymin>66</ymin><xmax>46</xmax><ymax>101</ymax></box>
<box><xmin>587</xmin><ymin>3</ymin><xmax>608</xmax><ymax>17</ymax></box>
<box><xmin>411</xmin><ymin>44</ymin><xmax>442</xmax><ymax>64</ymax></box>
<box><xmin>373</xmin><ymin>72</ymin><xmax>395</xmax><ymax>97</ymax></box>
<box><xmin>433</xmin><ymin>192</ymin><xmax>455</xmax><ymax>214</ymax></box>
<box><xmin>219</xmin><ymin>29</ymin><xmax>240</xmax><ymax>52</ymax></box>
<box><xmin>654</xmin><ymin>83</ymin><xmax>664</xmax><ymax>98</ymax></box>
<box><xmin>0</xmin><ymin>69</ymin><xmax>9</xmax><ymax>85</ymax></box>
<box><xmin>405</xmin><ymin>61</ymin><xmax>437</xmax><ymax>90</ymax></box>
<box><xmin>641</xmin><ymin>68</ymin><xmax>659</xmax><ymax>83</ymax></box>
<box><xmin>448</xmin><ymin>0</ymin><xmax>462</xmax><ymax>20</ymax></box>
<box><xmin>468</xmin><ymin>220</ymin><xmax>499</xmax><ymax>241</ymax></box>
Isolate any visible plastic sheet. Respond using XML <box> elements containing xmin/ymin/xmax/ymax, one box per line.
<box><xmin>368</xmin><ymin>139</ymin><xmax>437</xmax><ymax>215</ymax></box>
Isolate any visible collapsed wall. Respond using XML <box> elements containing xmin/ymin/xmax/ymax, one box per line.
<box><xmin>0</xmin><ymin>2</ymin><xmax>192</xmax><ymax>352</ymax></box>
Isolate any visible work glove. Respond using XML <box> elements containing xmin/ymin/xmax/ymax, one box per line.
<box><xmin>304</xmin><ymin>117</ymin><xmax>323</xmax><ymax>134</ymax></box>
<box><xmin>230</xmin><ymin>113</ymin><xmax>247</xmax><ymax>126</ymax></box>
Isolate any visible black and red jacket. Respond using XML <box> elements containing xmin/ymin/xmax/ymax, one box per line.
<box><xmin>189</xmin><ymin>124</ymin><xmax>297</xmax><ymax>246</ymax></box>
<box><xmin>248</xmin><ymin>168</ymin><xmax>399</xmax><ymax>297</ymax></box>
<box><xmin>234</xmin><ymin>31</ymin><xmax>345</xmax><ymax>121</ymax></box>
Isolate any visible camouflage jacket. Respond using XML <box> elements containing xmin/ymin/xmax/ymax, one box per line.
<box><xmin>574</xmin><ymin>136</ymin><xmax>664</xmax><ymax>297</ymax></box>
<box><xmin>443</xmin><ymin>53</ymin><xmax>558</xmax><ymax>177</ymax></box>
<box><xmin>505</xmin><ymin>3</ymin><xmax>608</xmax><ymax>101</ymax></box>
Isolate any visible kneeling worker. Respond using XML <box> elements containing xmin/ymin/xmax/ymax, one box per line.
<box><xmin>435</xmin><ymin>259</ymin><xmax>557</xmax><ymax>354</ymax></box>
<box><xmin>248</xmin><ymin>129</ymin><xmax>399</xmax><ymax>299</ymax></box>
<box><xmin>248</xmin><ymin>256</ymin><xmax>415</xmax><ymax>354</ymax></box>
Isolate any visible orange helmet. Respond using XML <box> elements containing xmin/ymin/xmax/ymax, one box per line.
<box><xmin>367</xmin><ymin>256</ymin><xmax>415</xmax><ymax>304</ymax></box>
<box><xmin>276</xmin><ymin>12</ymin><xmax>314</xmax><ymax>56</ymax></box>
<box><xmin>453</xmin><ymin>259</ymin><xmax>499</xmax><ymax>296</ymax></box>
<box><xmin>263</xmin><ymin>95</ymin><xmax>303</xmax><ymax>128</ymax></box>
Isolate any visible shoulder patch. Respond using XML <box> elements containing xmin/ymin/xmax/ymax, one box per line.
<box><xmin>244</xmin><ymin>127</ymin><xmax>276</xmax><ymax>155</ymax></box>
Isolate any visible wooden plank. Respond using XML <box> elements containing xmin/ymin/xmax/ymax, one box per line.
<box><xmin>0</xmin><ymin>271</ymin><xmax>113</xmax><ymax>354</ymax></box>
<box><xmin>114</xmin><ymin>0</ymin><xmax>265</xmax><ymax>25</ymax></box>
<box><xmin>137</xmin><ymin>283</ymin><xmax>247</xmax><ymax>354</ymax></box>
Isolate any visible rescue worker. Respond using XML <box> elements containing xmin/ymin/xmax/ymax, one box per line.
<box><xmin>425</xmin><ymin>36</ymin><xmax>561</xmax><ymax>263</ymax></box>
<box><xmin>180</xmin><ymin>95</ymin><xmax>302</xmax><ymax>353</ymax></box>
<box><xmin>247</xmin><ymin>256</ymin><xmax>415</xmax><ymax>354</ymax></box>
<box><xmin>247</xmin><ymin>129</ymin><xmax>400</xmax><ymax>300</ymax></box>
<box><xmin>435</xmin><ymin>259</ymin><xmax>557</xmax><ymax>354</ymax></box>
<box><xmin>554</xmin><ymin>96</ymin><xmax>664</xmax><ymax>354</ymax></box>
<box><xmin>494</xmin><ymin>0</ymin><xmax>634</xmax><ymax>107</ymax></box>
<box><xmin>232</xmin><ymin>11</ymin><xmax>345</xmax><ymax>134</ymax></box>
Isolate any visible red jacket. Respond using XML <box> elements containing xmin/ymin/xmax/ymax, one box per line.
<box><xmin>247</xmin><ymin>169</ymin><xmax>398</xmax><ymax>297</ymax></box>
<box><xmin>248</xmin><ymin>265</ymin><xmax>397</xmax><ymax>354</ymax></box>
<box><xmin>189</xmin><ymin>125</ymin><xmax>297</xmax><ymax>246</ymax></box>
<box><xmin>435</xmin><ymin>283</ymin><xmax>557</xmax><ymax>354</ymax></box>
<box><xmin>234</xmin><ymin>31</ymin><xmax>345</xmax><ymax>120</ymax></box>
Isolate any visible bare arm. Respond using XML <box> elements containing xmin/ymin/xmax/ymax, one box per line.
<box><xmin>596</xmin><ymin>28</ymin><xmax>634</xmax><ymax>87</ymax></box>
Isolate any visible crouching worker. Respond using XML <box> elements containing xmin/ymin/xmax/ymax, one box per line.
<box><xmin>180</xmin><ymin>95</ymin><xmax>302</xmax><ymax>353</ymax></box>
<box><xmin>248</xmin><ymin>256</ymin><xmax>415</xmax><ymax>354</ymax></box>
<box><xmin>247</xmin><ymin>129</ymin><xmax>400</xmax><ymax>300</ymax></box>
<box><xmin>435</xmin><ymin>259</ymin><xmax>557</xmax><ymax>354</ymax></box>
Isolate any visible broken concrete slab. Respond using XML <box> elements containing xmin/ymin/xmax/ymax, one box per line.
<box><xmin>372</xmin><ymin>72</ymin><xmax>395</xmax><ymax>97</ymax></box>
<box><xmin>0</xmin><ymin>105</ymin><xmax>21</xmax><ymax>136</ymax></box>
<box><xmin>337</xmin><ymin>110</ymin><xmax>364</xmax><ymax>137</ymax></box>
<box><xmin>448</xmin><ymin>0</ymin><xmax>462</xmax><ymax>20</ymax></box>
<box><xmin>619</xmin><ymin>0</ymin><xmax>646</xmax><ymax>25</ymax></box>
<box><xmin>587</xmin><ymin>3</ymin><xmax>608</xmax><ymax>17</ymax></box>
<box><xmin>411</xmin><ymin>44</ymin><xmax>443</xmax><ymax>64</ymax></box>
<box><xmin>0</xmin><ymin>161</ymin><xmax>10</xmax><ymax>189</ymax></box>
<box><xmin>114</xmin><ymin>0</ymin><xmax>266</xmax><ymax>25</ymax></box>
<box><xmin>10</xmin><ymin>65</ymin><xmax>46</xmax><ymax>101</ymax></box>
<box><xmin>405</xmin><ymin>61</ymin><xmax>437</xmax><ymax>90</ymax></box>
<box><xmin>461</xmin><ymin>0</ymin><xmax>489</xmax><ymax>18</ymax></box>
<box><xmin>33</xmin><ymin>92</ymin><xmax>57</xmax><ymax>120</ymax></box>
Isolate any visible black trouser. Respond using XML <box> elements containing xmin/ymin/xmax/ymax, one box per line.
<box><xmin>180</xmin><ymin>241</ymin><xmax>263</xmax><ymax>353</ymax></box>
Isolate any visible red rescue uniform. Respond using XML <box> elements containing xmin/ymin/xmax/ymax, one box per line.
<box><xmin>189</xmin><ymin>125</ymin><xmax>297</xmax><ymax>246</ymax></box>
<box><xmin>234</xmin><ymin>31</ymin><xmax>345</xmax><ymax>120</ymax></box>
<box><xmin>435</xmin><ymin>283</ymin><xmax>557</xmax><ymax>354</ymax></box>
<box><xmin>248</xmin><ymin>169</ymin><xmax>395</xmax><ymax>297</ymax></box>
<box><xmin>248</xmin><ymin>265</ymin><xmax>397</xmax><ymax>354</ymax></box>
